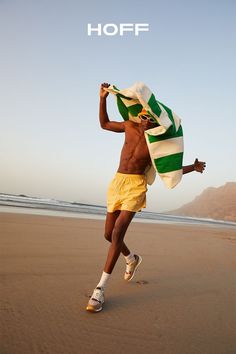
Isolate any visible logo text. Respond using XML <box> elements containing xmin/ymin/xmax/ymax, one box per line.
<box><xmin>87</xmin><ymin>23</ymin><xmax>149</xmax><ymax>36</ymax></box>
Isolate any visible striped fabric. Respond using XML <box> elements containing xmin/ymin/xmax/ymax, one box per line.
<box><xmin>106</xmin><ymin>82</ymin><xmax>184</xmax><ymax>189</ymax></box>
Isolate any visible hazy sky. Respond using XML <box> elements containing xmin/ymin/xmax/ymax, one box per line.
<box><xmin>1</xmin><ymin>0</ymin><xmax>235</xmax><ymax>212</ymax></box>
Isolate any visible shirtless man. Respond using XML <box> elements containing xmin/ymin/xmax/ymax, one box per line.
<box><xmin>86</xmin><ymin>83</ymin><xmax>206</xmax><ymax>312</ymax></box>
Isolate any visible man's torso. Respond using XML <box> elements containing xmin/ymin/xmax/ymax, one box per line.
<box><xmin>117</xmin><ymin>121</ymin><xmax>151</xmax><ymax>174</ymax></box>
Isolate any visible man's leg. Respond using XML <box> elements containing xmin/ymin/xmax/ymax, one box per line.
<box><xmin>86</xmin><ymin>211</ymin><xmax>139</xmax><ymax>312</ymax></box>
<box><xmin>103</xmin><ymin>210</ymin><xmax>135</xmax><ymax>274</ymax></box>
<box><xmin>104</xmin><ymin>211</ymin><xmax>131</xmax><ymax>257</ymax></box>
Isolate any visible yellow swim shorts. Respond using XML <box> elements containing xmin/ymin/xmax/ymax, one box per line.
<box><xmin>107</xmin><ymin>172</ymin><xmax>147</xmax><ymax>213</ymax></box>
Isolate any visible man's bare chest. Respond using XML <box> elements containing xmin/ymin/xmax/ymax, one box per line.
<box><xmin>124</xmin><ymin>130</ymin><xmax>150</xmax><ymax>158</ymax></box>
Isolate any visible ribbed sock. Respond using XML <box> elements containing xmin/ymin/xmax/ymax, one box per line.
<box><xmin>124</xmin><ymin>252</ymin><xmax>135</xmax><ymax>264</ymax></box>
<box><xmin>96</xmin><ymin>271</ymin><xmax>110</xmax><ymax>289</ymax></box>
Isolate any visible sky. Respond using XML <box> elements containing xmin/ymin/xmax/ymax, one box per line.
<box><xmin>0</xmin><ymin>0</ymin><xmax>235</xmax><ymax>212</ymax></box>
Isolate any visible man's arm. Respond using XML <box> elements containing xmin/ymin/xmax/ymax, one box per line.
<box><xmin>99</xmin><ymin>83</ymin><xmax>125</xmax><ymax>133</ymax></box>
<box><xmin>183</xmin><ymin>158</ymin><xmax>206</xmax><ymax>174</ymax></box>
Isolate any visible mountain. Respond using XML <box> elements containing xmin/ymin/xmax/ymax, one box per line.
<box><xmin>170</xmin><ymin>182</ymin><xmax>236</xmax><ymax>222</ymax></box>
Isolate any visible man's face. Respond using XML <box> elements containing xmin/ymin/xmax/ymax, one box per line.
<box><xmin>140</xmin><ymin>115</ymin><xmax>158</xmax><ymax>130</ymax></box>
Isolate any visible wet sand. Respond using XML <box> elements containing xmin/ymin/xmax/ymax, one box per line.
<box><xmin>1</xmin><ymin>212</ymin><xmax>236</xmax><ymax>354</ymax></box>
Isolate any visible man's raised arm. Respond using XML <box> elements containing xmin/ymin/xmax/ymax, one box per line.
<box><xmin>99</xmin><ymin>83</ymin><xmax>125</xmax><ymax>132</ymax></box>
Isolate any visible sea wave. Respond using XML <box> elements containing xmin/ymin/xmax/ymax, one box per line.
<box><xmin>1</xmin><ymin>193</ymin><xmax>235</xmax><ymax>228</ymax></box>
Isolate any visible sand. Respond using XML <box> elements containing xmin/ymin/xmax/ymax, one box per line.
<box><xmin>0</xmin><ymin>212</ymin><xmax>236</xmax><ymax>354</ymax></box>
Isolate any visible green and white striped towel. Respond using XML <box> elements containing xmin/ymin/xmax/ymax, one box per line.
<box><xmin>106</xmin><ymin>82</ymin><xmax>184</xmax><ymax>189</ymax></box>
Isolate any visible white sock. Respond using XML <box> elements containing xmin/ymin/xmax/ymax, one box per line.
<box><xmin>96</xmin><ymin>271</ymin><xmax>110</xmax><ymax>289</ymax></box>
<box><xmin>124</xmin><ymin>252</ymin><xmax>135</xmax><ymax>264</ymax></box>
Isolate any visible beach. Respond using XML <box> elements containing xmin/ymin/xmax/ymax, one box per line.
<box><xmin>1</xmin><ymin>212</ymin><xmax>236</xmax><ymax>354</ymax></box>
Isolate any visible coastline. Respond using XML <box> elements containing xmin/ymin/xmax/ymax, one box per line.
<box><xmin>1</xmin><ymin>205</ymin><xmax>235</xmax><ymax>229</ymax></box>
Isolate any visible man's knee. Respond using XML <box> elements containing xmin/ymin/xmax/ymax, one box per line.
<box><xmin>110</xmin><ymin>211</ymin><xmax>134</xmax><ymax>244</ymax></box>
<box><xmin>111</xmin><ymin>223</ymin><xmax>127</xmax><ymax>244</ymax></box>
<box><xmin>114</xmin><ymin>213</ymin><xmax>133</xmax><ymax>235</ymax></box>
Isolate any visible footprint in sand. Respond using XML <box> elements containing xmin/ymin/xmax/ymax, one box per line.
<box><xmin>136</xmin><ymin>280</ymin><xmax>149</xmax><ymax>285</ymax></box>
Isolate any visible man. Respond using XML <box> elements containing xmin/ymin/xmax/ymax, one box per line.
<box><xmin>86</xmin><ymin>83</ymin><xmax>206</xmax><ymax>312</ymax></box>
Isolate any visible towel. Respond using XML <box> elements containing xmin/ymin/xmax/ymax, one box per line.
<box><xmin>106</xmin><ymin>82</ymin><xmax>184</xmax><ymax>189</ymax></box>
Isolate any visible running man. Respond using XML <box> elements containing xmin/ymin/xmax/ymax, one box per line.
<box><xmin>86</xmin><ymin>83</ymin><xmax>206</xmax><ymax>312</ymax></box>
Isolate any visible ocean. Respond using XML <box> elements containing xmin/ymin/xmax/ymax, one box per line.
<box><xmin>0</xmin><ymin>193</ymin><xmax>236</xmax><ymax>228</ymax></box>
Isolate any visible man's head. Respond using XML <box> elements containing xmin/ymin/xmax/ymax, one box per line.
<box><xmin>138</xmin><ymin>108</ymin><xmax>158</xmax><ymax>130</ymax></box>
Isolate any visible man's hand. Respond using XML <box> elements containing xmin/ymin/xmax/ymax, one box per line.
<box><xmin>194</xmin><ymin>158</ymin><xmax>206</xmax><ymax>173</ymax></box>
<box><xmin>100</xmin><ymin>82</ymin><xmax>110</xmax><ymax>99</ymax></box>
